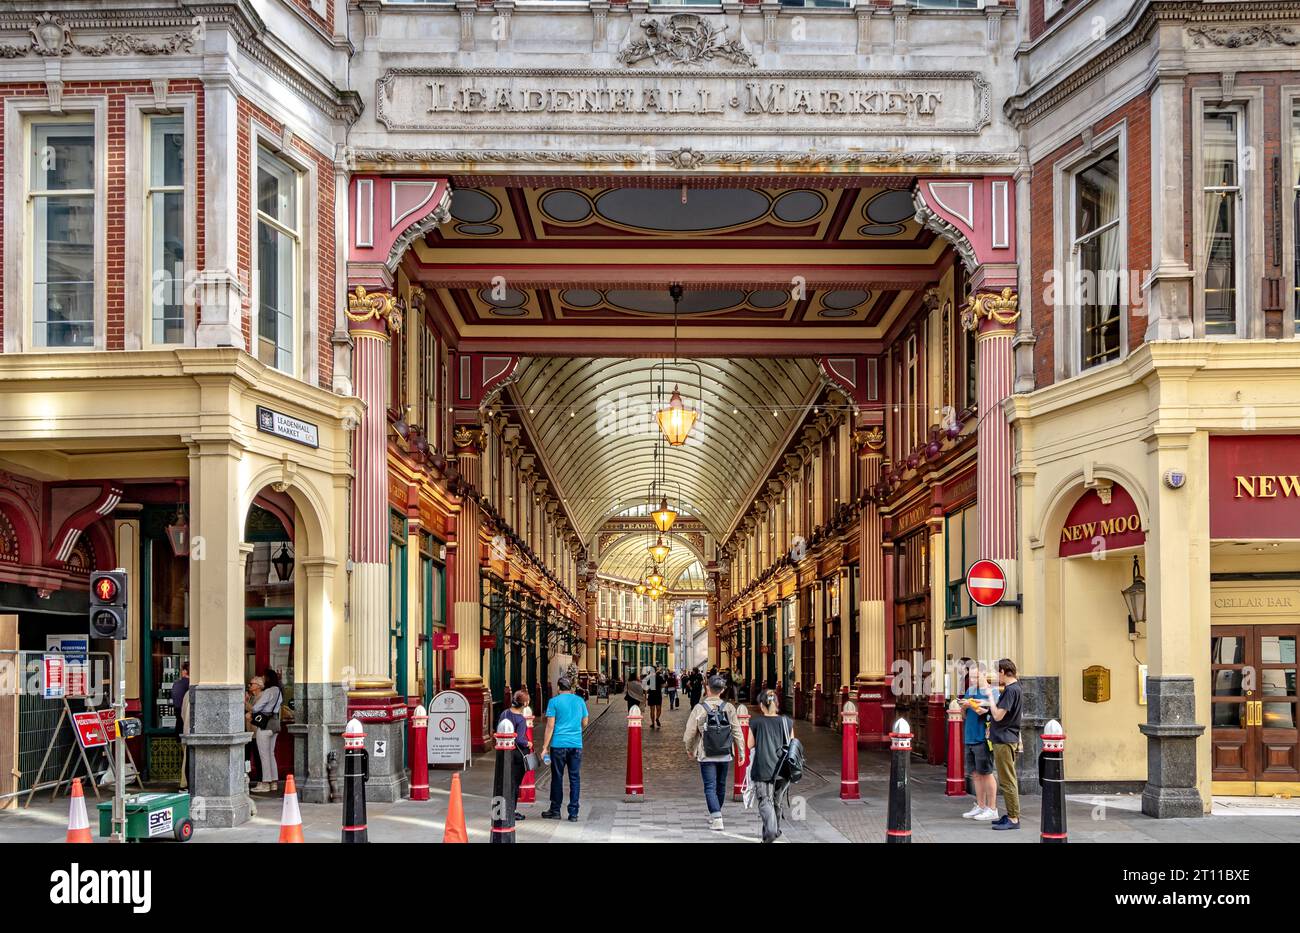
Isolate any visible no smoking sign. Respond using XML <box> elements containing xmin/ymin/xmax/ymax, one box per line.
<box><xmin>439</xmin><ymin>717</ymin><xmax>456</xmax><ymax>733</ymax></box>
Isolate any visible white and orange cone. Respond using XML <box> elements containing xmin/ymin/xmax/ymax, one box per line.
<box><xmin>66</xmin><ymin>777</ymin><xmax>92</xmax><ymax>843</ymax></box>
<box><xmin>278</xmin><ymin>774</ymin><xmax>305</xmax><ymax>843</ymax></box>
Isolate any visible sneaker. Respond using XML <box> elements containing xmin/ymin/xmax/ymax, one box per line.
<box><xmin>567</xmin><ymin>814</ymin><xmax>579</xmax><ymax>822</ymax></box>
<box><xmin>990</xmin><ymin>814</ymin><xmax>1009</xmax><ymax>826</ymax></box>
<box><xmin>709</xmin><ymin>816</ymin><xmax>724</xmax><ymax>831</ymax></box>
<box><xmin>974</xmin><ymin>808</ymin><xmax>1000</xmax><ymax>821</ymax></box>
<box><xmin>991</xmin><ymin>819</ymin><xmax>1020</xmax><ymax>831</ymax></box>
<box><xmin>269</xmin><ymin>782</ymin><xmax>278</xmax><ymax>792</ymax></box>
<box><xmin>514</xmin><ymin>812</ymin><xmax>526</xmax><ymax>821</ymax></box>
<box><xmin>541</xmin><ymin>810</ymin><xmax>560</xmax><ymax>819</ymax></box>
<box><xmin>251</xmin><ymin>782</ymin><xmax>271</xmax><ymax>793</ymax></box>
<box><xmin>961</xmin><ymin>803</ymin><xmax>983</xmax><ymax>819</ymax></box>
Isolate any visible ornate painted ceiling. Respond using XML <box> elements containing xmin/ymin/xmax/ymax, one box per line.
<box><xmin>507</xmin><ymin>356</ymin><xmax>824</xmax><ymax>539</ymax></box>
<box><xmin>404</xmin><ymin>178</ymin><xmax>947</xmax><ymax>345</ymax></box>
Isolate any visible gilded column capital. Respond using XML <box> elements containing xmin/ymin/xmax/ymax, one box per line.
<box><xmin>856</xmin><ymin>425</ymin><xmax>885</xmax><ymax>456</ymax></box>
<box><xmin>347</xmin><ymin>285</ymin><xmax>404</xmax><ymax>338</ymax></box>
<box><xmin>961</xmin><ymin>287</ymin><xmax>1020</xmax><ymax>335</ymax></box>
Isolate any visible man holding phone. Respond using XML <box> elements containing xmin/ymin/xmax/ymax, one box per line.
<box><xmin>984</xmin><ymin>658</ymin><xmax>1023</xmax><ymax>831</ymax></box>
<box><xmin>958</xmin><ymin>660</ymin><xmax>999</xmax><ymax>821</ymax></box>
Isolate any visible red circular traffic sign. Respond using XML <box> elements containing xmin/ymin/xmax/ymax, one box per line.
<box><xmin>966</xmin><ymin>560</ymin><xmax>1007</xmax><ymax>607</ymax></box>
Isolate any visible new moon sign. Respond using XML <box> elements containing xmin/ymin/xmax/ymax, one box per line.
<box><xmin>1058</xmin><ymin>484</ymin><xmax>1145</xmax><ymax>557</ymax></box>
<box><xmin>1209</xmin><ymin>435</ymin><xmax>1300</xmax><ymax>539</ymax></box>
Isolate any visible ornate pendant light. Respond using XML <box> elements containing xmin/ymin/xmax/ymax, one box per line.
<box><xmin>652</xmin><ymin>283</ymin><xmax>701</xmax><ymax>447</ymax></box>
<box><xmin>651</xmin><ymin>496</ymin><xmax>678</xmax><ymax>534</ymax></box>
<box><xmin>647</xmin><ymin>534</ymin><xmax>672</xmax><ymax>564</ymax></box>
<box><xmin>647</xmin><ymin>566</ymin><xmax>665</xmax><ymax>590</ymax></box>
<box><xmin>635</xmin><ymin>582</ymin><xmax>647</xmax><ymax>597</ymax></box>
<box><xmin>656</xmin><ymin>386</ymin><xmax>698</xmax><ymax>447</ymax></box>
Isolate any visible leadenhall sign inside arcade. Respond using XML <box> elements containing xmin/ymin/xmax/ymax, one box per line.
<box><xmin>1059</xmin><ymin>483</ymin><xmax>1145</xmax><ymax>557</ymax></box>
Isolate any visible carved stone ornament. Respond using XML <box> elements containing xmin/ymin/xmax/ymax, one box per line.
<box><xmin>1188</xmin><ymin>25</ymin><xmax>1300</xmax><ymax>49</ymax></box>
<box><xmin>859</xmin><ymin>426</ymin><xmax>886</xmax><ymax>452</ymax></box>
<box><xmin>961</xmin><ymin>287</ymin><xmax>1020</xmax><ymax>332</ymax></box>
<box><xmin>452</xmin><ymin>425</ymin><xmax>481</xmax><ymax>450</ymax></box>
<box><xmin>1</xmin><ymin>13</ymin><xmax>202</xmax><ymax>58</ymax></box>
<box><xmin>912</xmin><ymin>188</ymin><xmax>978</xmax><ymax>272</ymax></box>
<box><xmin>618</xmin><ymin>14</ymin><xmax>756</xmax><ymax>69</ymax></box>
<box><xmin>346</xmin><ymin>285</ymin><xmax>404</xmax><ymax>335</ymax></box>
<box><xmin>353</xmin><ymin>147</ymin><xmax>1020</xmax><ymax>170</ymax></box>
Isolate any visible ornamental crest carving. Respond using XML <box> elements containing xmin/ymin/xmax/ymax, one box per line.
<box><xmin>1188</xmin><ymin>25</ymin><xmax>1300</xmax><ymax>48</ymax></box>
<box><xmin>346</xmin><ymin>285</ymin><xmax>404</xmax><ymax>336</ymax></box>
<box><xmin>961</xmin><ymin>287</ymin><xmax>1020</xmax><ymax>332</ymax></box>
<box><xmin>618</xmin><ymin>14</ymin><xmax>756</xmax><ymax>69</ymax></box>
<box><xmin>0</xmin><ymin>13</ymin><xmax>201</xmax><ymax>58</ymax></box>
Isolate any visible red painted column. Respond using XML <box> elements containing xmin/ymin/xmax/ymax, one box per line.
<box><xmin>519</xmin><ymin>706</ymin><xmax>536</xmax><ymax>804</ymax></box>
<box><xmin>732</xmin><ymin>705</ymin><xmax>751</xmax><ymax>801</ymax></box>
<box><xmin>840</xmin><ymin>701</ymin><xmax>860</xmax><ymax>800</ymax></box>
<box><xmin>966</xmin><ymin>287</ymin><xmax>1020</xmax><ymax>664</ymax></box>
<box><xmin>945</xmin><ymin>700</ymin><xmax>966</xmax><ymax>797</ymax></box>
<box><xmin>625</xmin><ymin>704</ymin><xmax>644</xmax><ymax>799</ymax></box>
<box><xmin>410</xmin><ymin>705</ymin><xmax>429</xmax><ymax>801</ymax></box>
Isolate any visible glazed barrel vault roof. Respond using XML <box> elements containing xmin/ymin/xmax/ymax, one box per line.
<box><xmin>509</xmin><ymin>356</ymin><xmax>824</xmax><ymax>540</ymax></box>
<box><xmin>597</xmin><ymin>531</ymin><xmax>707</xmax><ymax>594</ymax></box>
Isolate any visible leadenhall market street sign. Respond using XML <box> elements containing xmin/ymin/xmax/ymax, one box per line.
<box><xmin>375</xmin><ymin>69</ymin><xmax>992</xmax><ymax>136</ymax></box>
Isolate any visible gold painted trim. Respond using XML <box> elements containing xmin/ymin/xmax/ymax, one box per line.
<box><xmin>1213</xmin><ymin>781</ymin><xmax>1300</xmax><ymax>797</ymax></box>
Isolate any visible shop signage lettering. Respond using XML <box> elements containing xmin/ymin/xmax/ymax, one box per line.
<box><xmin>1213</xmin><ymin>594</ymin><xmax>1295</xmax><ymax>610</ymax></box>
<box><xmin>256</xmin><ymin>406</ymin><xmax>319</xmax><ymax>448</ymax></box>
<box><xmin>1210</xmin><ymin>436</ymin><xmax>1300</xmax><ymax>539</ymax></box>
<box><xmin>377</xmin><ymin>70</ymin><xmax>990</xmax><ymax>136</ymax></box>
<box><xmin>1057</xmin><ymin>483</ymin><xmax>1145</xmax><ymax>558</ymax></box>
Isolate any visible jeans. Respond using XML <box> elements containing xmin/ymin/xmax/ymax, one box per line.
<box><xmin>666</xmin><ymin>689</ymin><xmax>678</xmax><ymax>709</ymax></box>
<box><xmin>699</xmin><ymin>761</ymin><xmax>730</xmax><ymax>817</ymax></box>
<box><xmin>549</xmin><ymin>747</ymin><xmax>582</xmax><ymax>817</ymax></box>
<box><xmin>993</xmin><ymin>743</ymin><xmax>1019</xmax><ymax>820</ymax></box>
<box><xmin>754</xmin><ymin>780</ymin><xmax>787</xmax><ymax>842</ymax></box>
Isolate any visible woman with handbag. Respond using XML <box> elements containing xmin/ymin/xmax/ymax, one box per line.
<box><xmin>746</xmin><ymin>689</ymin><xmax>794</xmax><ymax>843</ymax></box>
<box><xmin>498</xmin><ymin>690</ymin><xmax>533</xmax><ymax>821</ymax></box>
<box><xmin>250</xmin><ymin>668</ymin><xmax>283</xmax><ymax>793</ymax></box>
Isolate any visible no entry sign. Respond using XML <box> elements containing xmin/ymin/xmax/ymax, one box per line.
<box><xmin>966</xmin><ymin>559</ymin><xmax>1007</xmax><ymax>607</ymax></box>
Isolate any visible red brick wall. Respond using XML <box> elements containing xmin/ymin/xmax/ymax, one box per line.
<box><xmin>0</xmin><ymin>80</ymin><xmax>205</xmax><ymax>351</ymax></box>
<box><xmin>1028</xmin><ymin>92</ymin><xmax>1151</xmax><ymax>389</ymax></box>
<box><xmin>1028</xmin><ymin>0</ymin><xmax>1083</xmax><ymax>42</ymax></box>
<box><xmin>236</xmin><ymin>98</ymin><xmax>336</xmax><ymax>390</ymax></box>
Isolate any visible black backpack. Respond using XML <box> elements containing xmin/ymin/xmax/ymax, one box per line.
<box><xmin>700</xmin><ymin>702</ymin><xmax>734</xmax><ymax>758</ymax></box>
<box><xmin>774</xmin><ymin>718</ymin><xmax>805</xmax><ymax>783</ymax></box>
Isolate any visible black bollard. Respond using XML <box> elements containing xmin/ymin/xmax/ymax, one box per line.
<box><xmin>342</xmin><ymin>717</ymin><xmax>369</xmax><ymax>843</ymax></box>
<box><xmin>1039</xmin><ymin>719</ymin><xmax>1067</xmax><ymax>843</ymax></box>
<box><xmin>886</xmin><ymin>717</ymin><xmax>912</xmax><ymax>844</ymax></box>
<box><xmin>491</xmin><ymin>719</ymin><xmax>517</xmax><ymax>844</ymax></box>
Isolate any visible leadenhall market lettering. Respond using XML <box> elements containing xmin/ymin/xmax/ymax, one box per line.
<box><xmin>376</xmin><ymin>70</ymin><xmax>991</xmax><ymax>135</ymax></box>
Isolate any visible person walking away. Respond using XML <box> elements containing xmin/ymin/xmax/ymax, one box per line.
<box><xmin>646</xmin><ymin>666</ymin><xmax>664</xmax><ymax>729</ymax></box>
<box><xmin>172</xmin><ymin>662</ymin><xmax>190</xmax><ymax>791</ymax></box>
<box><xmin>540</xmin><ymin>677</ymin><xmax>588</xmax><ymax>822</ymax></box>
<box><xmin>746</xmin><ymin>689</ymin><xmax>794</xmax><ymax>843</ymax></box>
<box><xmin>625</xmin><ymin>670</ymin><xmax>647</xmax><ymax>713</ymax></box>
<box><xmin>498</xmin><ymin>689</ymin><xmax>533</xmax><ymax>821</ymax></box>
<box><xmin>250</xmin><ymin>668</ymin><xmax>283</xmax><ymax>793</ymax></box>
<box><xmin>683</xmin><ymin>675</ymin><xmax>745</xmax><ymax>831</ymax></box>
<box><xmin>665</xmin><ymin>669</ymin><xmax>679</xmax><ymax>710</ymax></box>
<box><xmin>687</xmin><ymin>669</ymin><xmax>703</xmax><ymax>709</ymax></box>
<box><xmin>958</xmin><ymin>662</ymin><xmax>999</xmax><ymax>822</ymax></box>
<box><xmin>985</xmin><ymin>658</ymin><xmax>1022</xmax><ymax>830</ymax></box>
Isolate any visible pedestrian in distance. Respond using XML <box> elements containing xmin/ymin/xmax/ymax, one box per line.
<box><xmin>625</xmin><ymin>669</ymin><xmax>647</xmax><ymax>713</ymax></box>
<box><xmin>249</xmin><ymin>668</ymin><xmax>283</xmax><ymax>793</ymax></box>
<box><xmin>746</xmin><ymin>689</ymin><xmax>794</xmax><ymax>843</ymax></box>
<box><xmin>985</xmin><ymin>658</ymin><xmax>1023</xmax><ymax>831</ymax></box>
<box><xmin>498</xmin><ymin>689</ymin><xmax>533</xmax><ymax>821</ymax></box>
<box><xmin>958</xmin><ymin>661</ymin><xmax>1000</xmax><ymax>822</ymax></box>
<box><xmin>683</xmin><ymin>675</ymin><xmax>746</xmax><ymax>831</ymax></box>
<box><xmin>687</xmin><ymin>669</ymin><xmax>703</xmax><ymax>709</ymax></box>
<box><xmin>540</xmin><ymin>676</ymin><xmax>588</xmax><ymax>822</ymax></box>
<box><xmin>645</xmin><ymin>666</ymin><xmax>664</xmax><ymax>729</ymax></box>
<box><xmin>665</xmin><ymin>669</ymin><xmax>679</xmax><ymax>710</ymax></box>
<box><xmin>173</xmin><ymin>662</ymin><xmax>190</xmax><ymax>791</ymax></box>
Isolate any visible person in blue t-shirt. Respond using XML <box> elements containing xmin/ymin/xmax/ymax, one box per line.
<box><xmin>958</xmin><ymin>661</ymin><xmax>999</xmax><ymax>822</ymax></box>
<box><xmin>540</xmin><ymin>677</ymin><xmax>588</xmax><ymax>821</ymax></box>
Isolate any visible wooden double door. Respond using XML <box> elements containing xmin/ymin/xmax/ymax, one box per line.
<box><xmin>1211</xmin><ymin>624</ymin><xmax>1299</xmax><ymax>793</ymax></box>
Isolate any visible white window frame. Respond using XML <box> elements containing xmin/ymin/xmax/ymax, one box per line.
<box><xmin>126</xmin><ymin>96</ymin><xmax>198</xmax><ymax>350</ymax></box>
<box><xmin>249</xmin><ymin>124</ymin><xmax>319</xmax><ymax>382</ymax></box>
<box><xmin>3</xmin><ymin>97</ymin><xmax>108</xmax><ymax>353</ymax></box>
<box><xmin>1283</xmin><ymin>86</ymin><xmax>1300</xmax><ymax>337</ymax></box>
<box><xmin>1052</xmin><ymin>120</ymin><xmax>1128</xmax><ymax>378</ymax></box>
<box><xmin>1191</xmin><ymin>89</ymin><xmax>1265</xmax><ymax>339</ymax></box>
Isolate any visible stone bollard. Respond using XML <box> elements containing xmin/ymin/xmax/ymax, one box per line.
<box><xmin>491</xmin><ymin>719</ymin><xmax>517</xmax><ymax>844</ymax></box>
<box><xmin>1040</xmin><ymin>718</ymin><xmax>1067</xmax><ymax>843</ymax></box>
<box><xmin>731</xmin><ymin>704</ymin><xmax>751</xmax><ymax>801</ymax></box>
<box><xmin>342</xmin><ymin>718</ymin><xmax>369</xmax><ymax>843</ymax></box>
<box><xmin>625</xmin><ymin>704</ymin><xmax>644</xmax><ymax>800</ymax></box>
<box><xmin>887</xmin><ymin>717</ymin><xmax>912</xmax><ymax>844</ymax></box>
<box><xmin>840</xmin><ymin>700</ymin><xmax>860</xmax><ymax>800</ymax></box>
<box><xmin>945</xmin><ymin>699</ymin><xmax>966</xmax><ymax>797</ymax></box>
<box><xmin>410</xmin><ymin>705</ymin><xmax>429</xmax><ymax>802</ymax></box>
<box><xmin>519</xmin><ymin>705</ymin><xmax>536</xmax><ymax>804</ymax></box>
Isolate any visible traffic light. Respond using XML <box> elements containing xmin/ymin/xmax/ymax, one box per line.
<box><xmin>89</xmin><ymin>570</ymin><xmax>128</xmax><ymax>640</ymax></box>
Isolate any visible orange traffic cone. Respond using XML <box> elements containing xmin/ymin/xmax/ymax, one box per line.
<box><xmin>66</xmin><ymin>778</ymin><xmax>92</xmax><ymax>843</ymax></box>
<box><xmin>278</xmin><ymin>774</ymin><xmax>304</xmax><ymax>843</ymax></box>
<box><xmin>443</xmin><ymin>772</ymin><xmax>468</xmax><ymax>843</ymax></box>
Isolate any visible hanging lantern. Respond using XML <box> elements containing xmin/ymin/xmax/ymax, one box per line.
<box><xmin>648</xmin><ymin>588</ymin><xmax>661</xmax><ymax>601</ymax></box>
<box><xmin>635</xmin><ymin>582</ymin><xmax>647</xmax><ymax>596</ymax></box>
<box><xmin>647</xmin><ymin>567</ymin><xmax>665</xmax><ymax>590</ymax></box>
<box><xmin>656</xmin><ymin>385</ymin><xmax>699</xmax><ymax>447</ymax></box>
<box><xmin>648</xmin><ymin>535</ymin><xmax>672</xmax><ymax>564</ymax></box>
<box><xmin>272</xmin><ymin>542</ymin><xmax>295</xmax><ymax>582</ymax></box>
<box><xmin>165</xmin><ymin>510</ymin><xmax>189</xmax><ymax>557</ymax></box>
<box><xmin>651</xmin><ymin>496</ymin><xmax>678</xmax><ymax>534</ymax></box>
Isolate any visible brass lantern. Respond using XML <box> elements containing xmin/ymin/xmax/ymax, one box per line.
<box><xmin>648</xmin><ymin>535</ymin><xmax>672</xmax><ymax>564</ymax></box>
<box><xmin>647</xmin><ymin>567</ymin><xmax>665</xmax><ymax>590</ymax></box>
<box><xmin>635</xmin><ymin>582</ymin><xmax>647</xmax><ymax>596</ymax></box>
<box><xmin>651</xmin><ymin>496</ymin><xmax>678</xmax><ymax>534</ymax></box>
<box><xmin>656</xmin><ymin>386</ymin><xmax>698</xmax><ymax>447</ymax></box>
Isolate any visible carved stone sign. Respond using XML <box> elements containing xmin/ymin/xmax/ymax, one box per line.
<box><xmin>376</xmin><ymin>69</ymin><xmax>992</xmax><ymax>137</ymax></box>
<box><xmin>619</xmin><ymin>14</ymin><xmax>755</xmax><ymax>68</ymax></box>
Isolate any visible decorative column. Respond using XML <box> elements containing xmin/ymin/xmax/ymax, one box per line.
<box><xmin>450</xmin><ymin>425</ymin><xmax>492</xmax><ymax>752</ymax></box>
<box><xmin>855</xmin><ymin>426</ymin><xmax>888</xmax><ymax>746</ymax></box>
<box><xmin>343</xmin><ymin>285</ymin><xmax>407</xmax><ymax>802</ymax></box>
<box><xmin>926</xmin><ymin>507</ymin><xmax>947</xmax><ymax>766</ymax></box>
<box><xmin>584</xmin><ymin>584</ymin><xmax>597</xmax><ymax>672</ymax></box>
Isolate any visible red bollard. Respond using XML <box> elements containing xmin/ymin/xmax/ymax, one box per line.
<box><xmin>840</xmin><ymin>700</ymin><xmax>860</xmax><ymax>800</ymax></box>
<box><xmin>625</xmin><ymin>704</ymin><xmax>644</xmax><ymax>800</ymax></box>
<box><xmin>410</xmin><ymin>704</ymin><xmax>429</xmax><ymax>801</ymax></box>
<box><xmin>731</xmin><ymin>704</ymin><xmax>751</xmax><ymax>801</ymax></box>
<box><xmin>945</xmin><ymin>700</ymin><xmax>966</xmax><ymax>797</ymax></box>
<box><xmin>519</xmin><ymin>705</ymin><xmax>536</xmax><ymax>804</ymax></box>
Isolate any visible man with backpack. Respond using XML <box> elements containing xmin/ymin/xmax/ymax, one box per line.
<box><xmin>682</xmin><ymin>675</ymin><xmax>746</xmax><ymax>831</ymax></box>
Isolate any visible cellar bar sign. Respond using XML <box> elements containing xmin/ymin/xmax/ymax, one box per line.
<box><xmin>376</xmin><ymin>69</ymin><xmax>991</xmax><ymax>136</ymax></box>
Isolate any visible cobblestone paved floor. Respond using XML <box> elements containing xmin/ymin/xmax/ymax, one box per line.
<box><xmin>5</xmin><ymin>695</ymin><xmax>1300</xmax><ymax>843</ymax></box>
